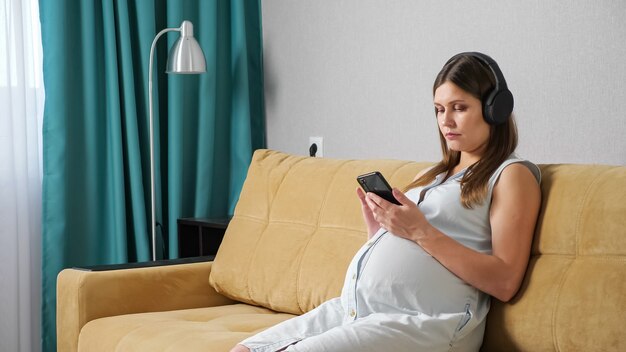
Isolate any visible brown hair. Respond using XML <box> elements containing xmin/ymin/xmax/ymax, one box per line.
<box><xmin>404</xmin><ymin>54</ymin><xmax>518</xmax><ymax>208</ymax></box>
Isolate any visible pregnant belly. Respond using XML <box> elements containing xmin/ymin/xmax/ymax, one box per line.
<box><xmin>356</xmin><ymin>232</ymin><xmax>478</xmax><ymax>316</ymax></box>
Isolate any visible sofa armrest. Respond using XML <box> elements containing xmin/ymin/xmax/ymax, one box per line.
<box><xmin>57</xmin><ymin>258</ymin><xmax>235</xmax><ymax>352</ymax></box>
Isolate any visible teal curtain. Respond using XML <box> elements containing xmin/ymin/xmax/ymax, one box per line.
<box><xmin>39</xmin><ymin>0</ymin><xmax>265</xmax><ymax>350</ymax></box>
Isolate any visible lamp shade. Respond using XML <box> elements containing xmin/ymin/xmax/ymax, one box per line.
<box><xmin>166</xmin><ymin>21</ymin><xmax>206</xmax><ymax>74</ymax></box>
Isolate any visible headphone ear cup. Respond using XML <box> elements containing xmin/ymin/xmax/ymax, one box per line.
<box><xmin>483</xmin><ymin>89</ymin><xmax>514</xmax><ymax>125</ymax></box>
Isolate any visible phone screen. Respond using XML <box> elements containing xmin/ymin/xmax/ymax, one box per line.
<box><xmin>357</xmin><ymin>171</ymin><xmax>401</xmax><ymax>205</ymax></box>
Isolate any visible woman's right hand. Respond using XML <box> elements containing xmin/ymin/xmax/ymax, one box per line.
<box><xmin>229</xmin><ymin>344</ymin><xmax>250</xmax><ymax>352</ymax></box>
<box><xmin>356</xmin><ymin>187</ymin><xmax>381</xmax><ymax>238</ymax></box>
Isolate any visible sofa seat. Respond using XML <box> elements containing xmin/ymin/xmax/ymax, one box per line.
<box><xmin>78</xmin><ymin>304</ymin><xmax>295</xmax><ymax>351</ymax></box>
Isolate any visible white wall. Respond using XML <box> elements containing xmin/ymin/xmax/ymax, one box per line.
<box><xmin>261</xmin><ymin>0</ymin><xmax>626</xmax><ymax>165</ymax></box>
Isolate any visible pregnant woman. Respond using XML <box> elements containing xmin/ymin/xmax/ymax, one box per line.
<box><xmin>230</xmin><ymin>52</ymin><xmax>542</xmax><ymax>352</ymax></box>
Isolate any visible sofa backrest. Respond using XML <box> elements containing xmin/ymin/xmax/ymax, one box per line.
<box><xmin>210</xmin><ymin>149</ymin><xmax>626</xmax><ymax>351</ymax></box>
<box><xmin>482</xmin><ymin>164</ymin><xmax>626</xmax><ymax>351</ymax></box>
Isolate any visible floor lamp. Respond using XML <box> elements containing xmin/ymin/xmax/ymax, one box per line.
<box><xmin>148</xmin><ymin>20</ymin><xmax>206</xmax><ymax>260</ymax></box>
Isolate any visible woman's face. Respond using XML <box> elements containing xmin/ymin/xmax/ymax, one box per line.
<box><xmin>433</xmin><ymin>81</ymin><xmax>491</xmax><ymax>157</ymax></box>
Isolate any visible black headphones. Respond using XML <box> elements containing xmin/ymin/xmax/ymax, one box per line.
<box><xmin>446</xmin><ymin>52</ymin><xmax>514</xmax><ymax>125</ymax></box>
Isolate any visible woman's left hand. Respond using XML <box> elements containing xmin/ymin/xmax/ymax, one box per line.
<box><xmin>365</xmin><ymin>188</ymin><xmax>431</xmax><ymax>243</ymax></box>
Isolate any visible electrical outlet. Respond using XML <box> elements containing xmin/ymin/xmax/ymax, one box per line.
<box><xmin>309</xmin><ymin>136</ymin><xmax>324</xmax><ymax>157</ymax></box>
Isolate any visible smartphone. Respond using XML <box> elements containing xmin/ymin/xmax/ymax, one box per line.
<box><xmin>356</xmin><ymin>171</ymin><xmax>401</xmax><ymax>205</ymax></box>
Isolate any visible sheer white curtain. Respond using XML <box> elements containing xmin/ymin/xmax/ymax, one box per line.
<box><xmin>0</xmin><ymin>0</ymin><xmax>44</xmax><ymax>351</ymax></box>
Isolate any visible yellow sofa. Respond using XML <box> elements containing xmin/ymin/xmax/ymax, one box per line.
<box><xmin>57</xmin><ymin>149</ymin><xmax>626</xmax><ymax>351</ymax></box>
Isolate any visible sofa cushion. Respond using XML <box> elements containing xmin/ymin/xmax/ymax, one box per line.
<box><xmin>77</xmin><ymin>304</ymin><xmax>295</xmax><ymax>351</ymax></box>
<box><xmin>209</xmin><ymin>149</ymin><xmax>430</xmax><ymax>314</ymax></box>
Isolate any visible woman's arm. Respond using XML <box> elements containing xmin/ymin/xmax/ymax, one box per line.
<box><xmin>366</xmin><ymin>163</ymin><xmax>541</xmax><ymax>302</ymax></box>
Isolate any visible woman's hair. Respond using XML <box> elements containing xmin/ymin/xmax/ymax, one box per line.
<box><xmin>403</xmin><ymin>54</ymin><xmax>519</xmax><ymax>208</ymax></box>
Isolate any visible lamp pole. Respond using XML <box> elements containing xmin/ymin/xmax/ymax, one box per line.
<box><xmin>148</xmin><ymin>21</ymin><xmax>206</xmax><ymax>261</ymax></box>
